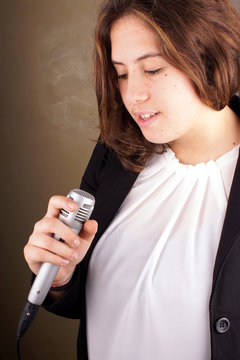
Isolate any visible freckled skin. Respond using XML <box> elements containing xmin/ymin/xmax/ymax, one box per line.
<box><xmin>111</xmin><ymin>15</ymin><xmax>213</xmax><ymax>144</ymax></box>
<box><xmin>111</xmin><ymin>14</ymin><xmax>240</xmax><ymax>164</ymax></box>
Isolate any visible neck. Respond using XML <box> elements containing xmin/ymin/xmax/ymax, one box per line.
<box><xmin>170</xmin><ymin>106</ymin><xmax>240</xmax><ymax>165</ymax></box>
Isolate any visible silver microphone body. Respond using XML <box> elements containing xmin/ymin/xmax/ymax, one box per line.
<box><xmin>28</xmin><ymin>189</ymin><xmax>95</xmax><ymax>305</ymax></box>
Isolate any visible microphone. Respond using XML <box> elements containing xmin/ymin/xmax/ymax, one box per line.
<box><xmin>17</xmin><ymin>189</ymin><xmax>95</xmax><ymax>339</ymax></box>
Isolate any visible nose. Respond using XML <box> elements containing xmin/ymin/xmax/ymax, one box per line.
<box><xmin>125</xmin><ymin>73</ymin><xmax>149</xmax><ymax>104</ymax></box>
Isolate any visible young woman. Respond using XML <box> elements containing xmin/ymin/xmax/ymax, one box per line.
<box><xmin>24</xmin><ymin>0</ymin><xmax>240</xmax><ymax>359</ymax></box>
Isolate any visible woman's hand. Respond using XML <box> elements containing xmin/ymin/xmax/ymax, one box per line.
<box><xmin>24</xmin><ymin>195</ymin><xmax>98</xmax><ymax>287</ymax></box>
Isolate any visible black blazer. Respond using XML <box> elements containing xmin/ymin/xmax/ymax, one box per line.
<box><xmin>44</xmin><ymin>96</ymin><xmax>240</xmax><ymax>360</ymax></box>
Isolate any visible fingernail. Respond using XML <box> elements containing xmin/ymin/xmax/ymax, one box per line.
<box><xmin>74</xmin><ymin>238</ymin><xmax>80</xmax><ymax>247</ymax></box>
<box><xmin>71</xmin><ymin>252</ymin><xmax>78</xmax><ymax>260</ymax></box>
<box><xmin>68</xmin><ymin>200</ymin><xmax>77</xmax><ymax>210</ymax></box>
<box><xmin>61</xmin><ymin>259</ymin><xmax>70</xmax><ymax>265</ymax></box>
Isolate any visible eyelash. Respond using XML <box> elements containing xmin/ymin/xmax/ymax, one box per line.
<box><xmin>117</xmin><ymin>68</ymin><xmax>162</xmax><ymax>80</ymax></box>
<box><xmin>145</xmin><ymin>68</ymin><xmax>162</xmax><ymax>76</ymax></box>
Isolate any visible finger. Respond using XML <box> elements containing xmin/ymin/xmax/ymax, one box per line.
<box><xmin>24</xmin><ymin>243</ymin><xmax>70</xmax><ymax>270</ymax></box>
<box><xmin>79</xmin><ymin>220</ymin><xmax>98</xmax><ymax>243</ymax></box>
<box><xmin>73</xmin><ymin>220</ymin><xmax>98</xmax><ymax>261</ymax></box>
<box><xmin>34</xmin><ymin>217</ymin><xmax>80</xmax><ymax>248</ymax></box>
<box><xmin>46</xmin><ymin>195</ymin><xmax>78</xmax><ymax>218</ymax></box>
<box><xmin>29</xmin><ymin>232</ymin><xmax>80</xmax><ymax>262</ymax></box>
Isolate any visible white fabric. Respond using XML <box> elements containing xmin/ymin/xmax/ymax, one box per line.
<box><xmin>86</xmin><ymin>145</ymin><xmax>239</xmax><ymax>360</ymax></box>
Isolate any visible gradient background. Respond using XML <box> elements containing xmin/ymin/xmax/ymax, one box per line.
<box><xmin>1</xmin><ymin>0</ymin><xmax>240</xmax><ymax>359</ymax></box>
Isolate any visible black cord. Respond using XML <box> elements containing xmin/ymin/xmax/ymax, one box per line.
<box><xmin>17</xmin><ymin>337</ymin><xmax>21</xmax><ymax>360</ymax></box>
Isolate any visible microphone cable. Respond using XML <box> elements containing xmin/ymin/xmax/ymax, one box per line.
<box><xmin>17</xmin><ymin>336</ymin><xmax>21</xmax><ymax>360</ymax></box>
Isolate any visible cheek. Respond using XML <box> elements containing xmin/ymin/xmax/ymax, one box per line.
<box><xmin>118</xmin><ymin>83</ymin><xmax>128</xmax><ymax>106</ymax></box>
<box><xmin>172</xmin><ymin>75</ymin><xmax>200</xmax><ymax>103</ymax></box>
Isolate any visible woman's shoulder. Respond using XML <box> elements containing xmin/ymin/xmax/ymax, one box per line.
<box><xmin>80</xmin><ymin>138</ymin><xmax>116</xmax><ymax>195</ymax></box>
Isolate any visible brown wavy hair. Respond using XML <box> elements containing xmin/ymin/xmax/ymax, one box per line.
<box><xmin>94</xmin><ymin>0</ymin><xmax>240</xmax><ymax>172</ymax></box>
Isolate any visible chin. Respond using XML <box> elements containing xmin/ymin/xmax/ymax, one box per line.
<box><xmin>141</xmin><ymin>131</ymin><xmax>168</xmax><ymax>145</ymax></box>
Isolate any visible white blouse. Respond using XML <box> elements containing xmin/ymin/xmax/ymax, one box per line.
<box><xmin>86</xmin><ymin>145</ymin><xmax>239</xmax><ymax>360</ymax></box>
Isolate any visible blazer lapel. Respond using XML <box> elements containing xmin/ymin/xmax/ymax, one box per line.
<box><xmin>212</xmin><ymin>148</ymin><xmax>240</xmax><ymax>287</ymax></box>
<box><xmin>89</xmin><ymin>152</ymin><xmax>139</xmax><ymax>249</ymax></box>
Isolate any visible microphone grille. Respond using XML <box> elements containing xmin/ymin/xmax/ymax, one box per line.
<box><xmin>73</xmin><ymin>189</ymin><xmax>95</xmax><ymax>201</ymax></box>
<box><xmin>60</xmin><ymin>208</ymin><xmax>69</xmax><ymax>218</ymax></box>
<box><xmin>75</xmin><ymin>203</ymin><xmax>93</xmax><ymax>223</ymax></box>
<box><xmin>60</xmin><ymin>189</ymin><xmax>95</xmax><ymax>223</ymax></box>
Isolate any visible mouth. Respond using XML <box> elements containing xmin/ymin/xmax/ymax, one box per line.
<box><xmin>134</xmin><ymin>111</ymin><xmax>160</xmax><ymax>127</ymax></box>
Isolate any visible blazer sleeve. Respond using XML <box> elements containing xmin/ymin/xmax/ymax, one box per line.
<box><xmin>41</xmin><ymin>140</ymin><xmax>112</xmax><ymax>319</ymax></box>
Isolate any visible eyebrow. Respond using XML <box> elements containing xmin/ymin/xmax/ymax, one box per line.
<box><xmin>112</xmin><ymin>52</ymin><xmax>163</xmax><ymax>65</ymax></box>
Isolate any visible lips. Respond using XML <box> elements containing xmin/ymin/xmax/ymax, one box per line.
<box><xmin>134</xmin><ymin>111</ymin><xmax>160</xmax><ymax>127</ymax></box>
<box><xmin>139</xmin><ymin>112</ymin><xmax>157</xmax><ymax>119</ymax></box>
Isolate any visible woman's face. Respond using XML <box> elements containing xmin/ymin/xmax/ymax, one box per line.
<box><xmin>110</xmin><ymin>14</ymin><xmax>215</xmax><ymax>152</ymax></box>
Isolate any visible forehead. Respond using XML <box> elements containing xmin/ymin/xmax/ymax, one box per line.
<box><xmin>110</xmin><ymin>14</ymin><xmax>162</xmax><ymax>60</ymax></box>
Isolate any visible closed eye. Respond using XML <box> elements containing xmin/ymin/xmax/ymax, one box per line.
<box><xmin>117</xmin><ymin>73</ymin><xmax>128</xmax><ymax>80</ymax></box>
<box><xmin>145</xmin><ymin>68</ymin><xmax>162</xmax><ymax>76</ymax></box>
<box><xmin>116</xmin><ymin>67</ymin><xmax>163</xmax><ymax>80</ymax></box>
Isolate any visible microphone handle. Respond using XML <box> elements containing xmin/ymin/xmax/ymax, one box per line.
<box><xmin>28</xmin><ymin>230</ymin><xmax>80</xmax><ymax>305</ymax></box>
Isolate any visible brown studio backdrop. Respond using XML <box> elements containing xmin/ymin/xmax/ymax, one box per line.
<box><xmin>1</xmin><ymin>1</ymin><xmax>101</xmax><ymax>359</ymax></box>
<box><xmin>1</xmin><ymin>0</ymin><xmax>240</xmax><ymax>359</ymax></box>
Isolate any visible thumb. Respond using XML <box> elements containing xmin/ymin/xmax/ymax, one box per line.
<box><xmin>80</xmin><ymin>220</ymin><xmax>98</xmax><ymax>242</ymax></box>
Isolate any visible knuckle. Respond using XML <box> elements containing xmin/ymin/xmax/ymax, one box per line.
<box><xmin>42</xmin><ymin>216</ymin><xmax>56</xmax><ymax>232</ymax></box>
<box><xmin>36</xmin><ymin>248</ymin><xmax>50</xmax><ymax>263</ymax></box>
<box><xmin>33</xmin><ymin>219</ymin><xmax>42</xmax><ymax>232</ymax></box>
<box><xmin>37</xmin><ymin>250</ymin><xmax>45</xmax><ymax>263</ymax></box>
<box><xmin>47</xmin><ymin>195</ymin><xmax>60</xmax><ymax>214</ymax></box>
<box><xmin>23</xmin><ymin>243</ymin><xmax>29</xmax><ymax>258</ymax></box>
<box><xmin>39</xmin><ymin>235</ymin><xmax>50</xmax><ymax>249</ymax></box>
<box><xmin>49</xmin><ymin>195</ymin><xmax>57</xmax><ymax>205</ymax></box>
<box><xmin>28</xmin><ymin>233</ymin><xmax>37</xmax><ymax>247</ymax></box>
<box><xmin>47</xmin><ymin>238</ymin><xmax>57</xmax><ymax>253</ymax></box>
